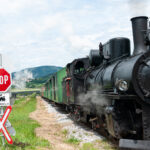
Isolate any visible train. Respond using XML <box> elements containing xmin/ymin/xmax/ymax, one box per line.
<box><xmin>41</xmin><ymin>16</ymin><xmax>150</xmax><ymax>150</ymax></box>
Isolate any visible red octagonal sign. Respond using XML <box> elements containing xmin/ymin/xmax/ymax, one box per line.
<box><xmin>0</xmin><ymin>68</ymin><xmax>11</xmax><ymax>92</ymax></box>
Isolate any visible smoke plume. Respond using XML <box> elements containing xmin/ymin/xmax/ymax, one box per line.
<box><xmin>12</xmin><ymin>70</ymin><xmax>33</xmax><ymax>89</ymax></box>
<box><xmin>128</xmin><ymin>0</ymin><xmax>148</xmax><ymax>16</ymax></box>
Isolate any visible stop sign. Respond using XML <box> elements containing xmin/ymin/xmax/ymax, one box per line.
<box><xmin>0</xmin><ymin>68</ymin><xmax>11</xmax><ymax>92</ymax></box>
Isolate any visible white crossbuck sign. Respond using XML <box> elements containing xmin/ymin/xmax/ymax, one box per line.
<box><xmin>0</xmin><ymin>106</ymin><xmax>13</xmax><ymax>144</ymax></box>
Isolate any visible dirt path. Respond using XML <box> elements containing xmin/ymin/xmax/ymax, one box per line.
<box><xmin>30</xmin><ymin>96</ymin><xmax>76</xmax><ymax>150</ymax></box>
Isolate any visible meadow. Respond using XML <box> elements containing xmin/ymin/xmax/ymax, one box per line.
<box><xmin>0</xmin><ymin>93</ymin><xmax>50</xmax><ymax>150</ymax></box>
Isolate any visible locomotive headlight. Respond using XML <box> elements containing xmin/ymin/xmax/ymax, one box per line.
<box><xmin>115</xmin><ymin>79</ymin><xmax>128</xmax><ymax>92</ymax></box>
<box><xmin>118</xmin><ymin>80</ymin><xmax>128</xmax><ymax>92</ymax></box>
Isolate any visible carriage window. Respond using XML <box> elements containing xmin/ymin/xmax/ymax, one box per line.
<box><xmin>74</xmin><ymin>61</ymin><xmax>85</xmax><ymax>74</ymax></box>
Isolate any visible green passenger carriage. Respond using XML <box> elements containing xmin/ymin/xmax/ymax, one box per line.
<box><xmin>43</xmin><ymin>67</ymin><xmax>67</xmax><ymax>104</ymax></box>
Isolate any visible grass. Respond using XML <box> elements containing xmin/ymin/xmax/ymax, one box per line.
<box><xmin>65</xmin><ymin>136</ymin><xmax>80</xmax><ymax>145</ymax></box>
<box><xmin>80</xmin><ymin>143</ymin><xmax>98</xmax><ymax>150</ymax></box>
<box><xmin>0</xmin><ymin>93</ymin><xmax>50</xmax><ymax>150</ymax></box>
<box><xmin>96</xmin><ymin>139</ymin><xmax>116</xmax><ymax>150</ymax></box>
<box><xmin>62</xmin><ymin>129</ymin><xmax>68</xmax><ymax>136</ymax></box>
<box><xmin>80</xmin><ymin>140</ymin><xmax>116</xmax><ymax>150</ymax></box>
<box><xmin>13</xmin><ymin>97</ymin><xmax>27</xmax><ymax>105</ymax></box>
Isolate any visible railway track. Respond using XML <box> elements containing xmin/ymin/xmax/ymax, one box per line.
<box><xmin>43</xmin><ymin>97</ymin><xmax>118</xmax><ymax>150</ymax></box>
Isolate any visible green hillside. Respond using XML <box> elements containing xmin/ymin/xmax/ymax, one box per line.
<box><xmin>26</xmin><ymin>74</ymin><xmax>52</xmax><ymax>88</ymax></box>
<box><xmin>12</xmin><ymin>65</ymin><xmax>63</xmax><ymax>89</ymax></box>
<box><xmin>12</xmin><ymin>65</ymin><xmax>62</xmax><ymax>79</ymax></box>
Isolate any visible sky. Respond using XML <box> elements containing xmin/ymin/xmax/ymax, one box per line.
<box><xmin>0</xmin><ymin>0</ymin><xmax>149</xmax><ymax>72</ymax></box>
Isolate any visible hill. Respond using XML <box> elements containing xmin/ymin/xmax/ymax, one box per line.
<box><xmin>12</xmin><ymin>66</ymin><xmax>63</xmax><ymax>89</ymax></box>
<box><xmin>26</xmin><ymin>74</ymin><xmax>52</xmax><ymax>88</ymax></box>
<box><xmin>12</xmin><ymin>66</ymin><xmax>62</xmax><ymax>79</ymax></box>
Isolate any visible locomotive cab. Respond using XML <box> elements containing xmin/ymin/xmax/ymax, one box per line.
<box><xmin>65</xmin><ymin>58</ymin><xmax>90</xmax><ymax>104</ymax></box>
<box><xmin>74</xmin><ymin>61</ymin><xmax>85</xmax><ymax>74</ymax></box>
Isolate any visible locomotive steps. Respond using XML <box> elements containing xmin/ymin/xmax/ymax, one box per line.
<box><xmin>30</xmin><ymin>96</ymin><xmax>116</xmax><ymax>150</ymax></box>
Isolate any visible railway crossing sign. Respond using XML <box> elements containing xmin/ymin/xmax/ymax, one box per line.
<box><xmin>0</xmin><ymin>68</ymin><xmax>11</xmax><ymax>92</ymax></box>
<box><xmin>0</xmin><ymin>56</ymin><xmax>14</xmax><ymax>145</ymax></box>
<box><xmin>0</xmin><ymin>106</ymin><xmax>13</xmax><ymax>144</ymax></box>
<box><xmin>0</xmin><ymin>93</ymin><xmax>10</xmax><ymax>106</ymax></box>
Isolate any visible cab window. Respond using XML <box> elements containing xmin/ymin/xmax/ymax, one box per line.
<box><xmin>74</xmin><ymin>61</ymin><xmax>85</xmax><ymax>74</ymax></box>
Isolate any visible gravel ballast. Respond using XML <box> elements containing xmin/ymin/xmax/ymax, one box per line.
<box><xmin>43</xmin><ymin>99</ymin><xmax>103</xmax><ymax>143</ymax></box>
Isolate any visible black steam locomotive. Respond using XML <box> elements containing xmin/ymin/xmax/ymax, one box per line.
<box><xmin>42</xmin><ymin>16</ymin><xmax>150</xmax><ymax>149</ymax></box>
<box><xmin>87</xmin><ymin>16</ymin><xmax>150</xmax><ymax>149</ymax></box>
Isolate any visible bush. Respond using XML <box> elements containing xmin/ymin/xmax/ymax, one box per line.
<box><xmin>30</xmin><ymin>92</ymin><xmax>36</xmax><ymax>98</ymax></box>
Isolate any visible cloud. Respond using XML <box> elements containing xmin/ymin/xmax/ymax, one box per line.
<box><xmin>0</xmin><ymin>0</ymin><xmax>47</xmax><ymax>16</ymax></box>
<box><xmin>0</xmin><ymin>0</ymin><xmax>149</xmax><ymax>72</ymax></box>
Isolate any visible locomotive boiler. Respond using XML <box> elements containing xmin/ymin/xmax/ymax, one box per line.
<box><xmin>42</xmin><ymin>16</ymin><xmax>150</xmax><ymax>150</ymax></box>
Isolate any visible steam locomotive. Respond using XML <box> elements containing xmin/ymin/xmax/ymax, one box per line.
<box><xmin>41</xmin><ymin>16</ymin><xmax>150</xmax><ymax>149</ymax></box>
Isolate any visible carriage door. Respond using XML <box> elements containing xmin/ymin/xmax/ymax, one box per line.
<box><xmin>66</xmin><ymin>77</ymin><xmax>71</xmax><ymax>103</ymax></box>
<box><xmin>53</xmin><ymin>76</ymin><xmax>56</xmax><ymax>100</ymax></box>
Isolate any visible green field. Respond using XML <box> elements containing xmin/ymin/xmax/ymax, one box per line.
<box><xmin>0</xmin><ymin>94</ymin><xmax>50</xmax><ymax>150</ymax></box>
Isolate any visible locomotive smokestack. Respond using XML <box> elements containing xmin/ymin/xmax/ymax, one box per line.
<box><xmin>131</xmin><ymin>16</ymin><xmax>148</xmax><ymax>55</ymax></box>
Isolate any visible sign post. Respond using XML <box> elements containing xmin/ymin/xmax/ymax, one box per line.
<box><xmin>0</xmin><ymin>54</ymin><xmax>14</xmax><ymax>145</ymax></box>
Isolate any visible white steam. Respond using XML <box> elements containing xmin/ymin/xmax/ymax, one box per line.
<box><xmin>78</xmin><ymin>85</ymin><xmax>111</xmax><ymax>110</ymax></box>
<box><xmin>12</xmin><ymin>70</ymin><xmax>33</xmax><ymax>89</ymax></box>
<box><xmin>128</xmin><ymin>0</ymin><xmax>148</xmax><ymax>16</ymax></box>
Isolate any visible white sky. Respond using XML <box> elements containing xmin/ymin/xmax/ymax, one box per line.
<box><xmin>0</xmin><ymin>0</ymin><xmax>149</xmax><ymax>72</ymax></box>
